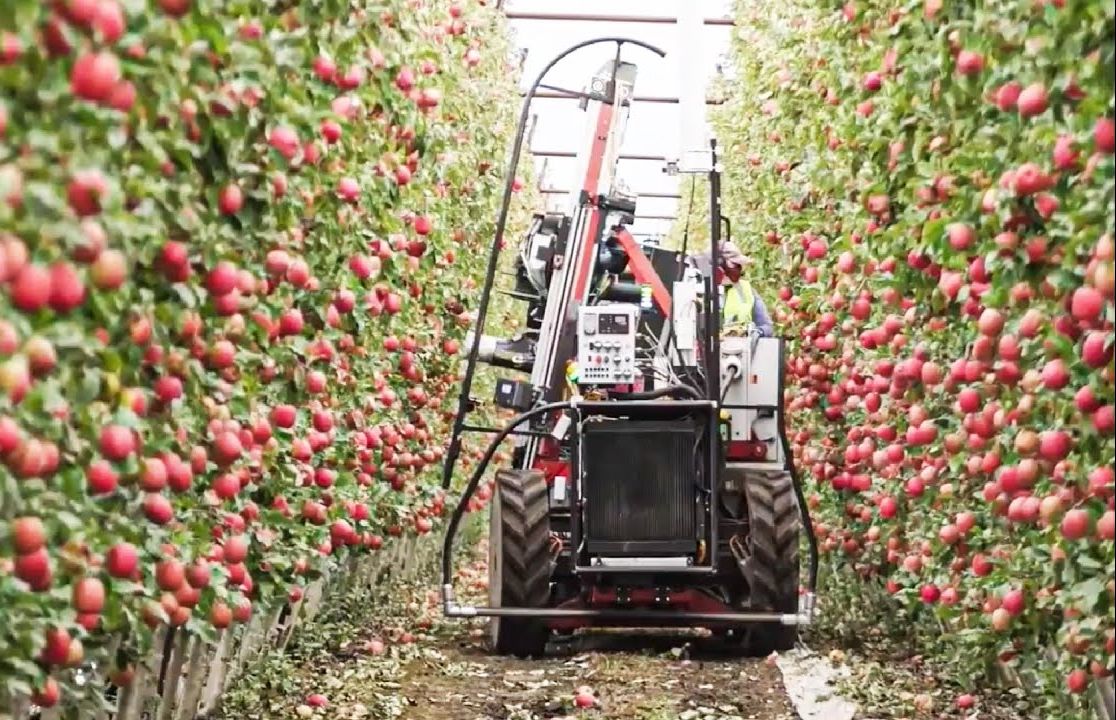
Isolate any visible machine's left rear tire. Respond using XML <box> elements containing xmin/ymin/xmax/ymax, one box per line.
<box><xmin>487</xmin><ymin>468</ymin><xmax>551</xmax><ymax>657</ymax></box>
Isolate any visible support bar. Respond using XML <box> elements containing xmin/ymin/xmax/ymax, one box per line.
<box><xmin>540</xmin><ymin>188</ymin><xmax>681</xmax><ymax>199</ymax></box>
<box><xmin>504</xmin><ymin>11</ymin><xmax>734</xmax><ymax>26</ymax></box>
<box><xmin>460</xmin><ymin>424</ymin><xmax>552</xmax><ymax>439</ymax></box>
<box><xmin>572</xmin><ymin>564</ymin><xmax>712</xmax><ymax>575</ymax></box>
<box><xmin>527</xmin><ymin>90</ymin><xmax>725</xmax><ymax>105</ymax></box>
<box><xmin>532</xmin><ymin>150</ymin><xmax>667</xmax><ymax>161</ymax></box>
<box><xmin>442</xmin><ymin>586</ymin><xmax>815</xmax><ymax>625</ymax></box>
<box><xmin>613</xmin><ymin>227</ymin><xmax>672</xmax><ymax>317</ymax></box>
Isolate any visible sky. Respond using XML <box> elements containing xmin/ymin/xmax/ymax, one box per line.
<box><xmin>501</xmin><ymin>0</ymin><xmax>735</xmax><ymax>240</ymax></box>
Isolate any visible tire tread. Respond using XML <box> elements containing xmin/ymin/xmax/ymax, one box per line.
<box><xmin>490</xmin><ymin>468</ymin><xmax>551</xmax><ymax>657</ymax></box>
<box><xmin>742</xmin><ymin>470</ymin><xmax>801</xmax><ymax>654</ymax></box>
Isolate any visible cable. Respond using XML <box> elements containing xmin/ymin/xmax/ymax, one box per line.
<box><xmin>671</xmin><ymin>339</ymin><xmax>707</xmax><ymax>395</ymax></box>
<box><xmin>639</xmin><ymin>328</ymin><xmax>686</xmax><ymax>389</ymax></box>
<box><xmin>609</xmin><ymin>384</ymin><xmax>701</xmax><ymax>401</ymax></box>
<box><xmin>441</xmin><ymin>401</ymin><xmax>574</xmax><ymax>588</ymax></box>
<box><xmin>638</xmin><ymin>324</ymin><xmax>704</xmax><ymax>397</ymax></box>
<box><xmin>442</xmin><ymin>385</ymin><xmax>712</xmax><ymax>588</ymax></box>
<box><xmin>780</xmin><ymin>430</ymin><xmax>819</xmax><ymax>595</ymax></box>
<box><xmin>658</xmin><ymin>176</ymin><xmax>699</xmax><ymax>389</ymax></box>
<box><xmin>720</xmin><ymin>364</ymin><xmax>739</xmax><ymax>404</ymax></box>
<box><xmin>678</xmin><ymin>175</ymin><xmax>697</xmax><ymax>264</ymax></box>
<box><xmin>691</xmin><ymin>421</ymin><xmax>707</xmax><ymax>494</ymax></box>
<box><xmin>659</xmin><ymin>313</ymin><xmax>706</xmax><ymax>392</ymax></box>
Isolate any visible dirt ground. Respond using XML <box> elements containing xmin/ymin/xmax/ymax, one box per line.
<box><xmin>394</xmin><ymin>630</ymin><xmax>798</xmax><ymax>720</ymax></box>
<box><xmin>219</xmin><ymin>537</ymin><xmax>1053</xmax><ymax>720</ymax></box>
<box><xmin>219</xmin><ymin>545</ymin><xmax>799</xmax><ymax>720</ymax></box>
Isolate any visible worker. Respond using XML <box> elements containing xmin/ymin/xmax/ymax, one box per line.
<box><xmin>712</xmin><ymin>240</ymin><xmax>775</xmax><ymax>337</ymax></box>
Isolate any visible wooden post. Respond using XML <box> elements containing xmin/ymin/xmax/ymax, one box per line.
<box><xmin>173</xmin><ymin>636</ymin><xmax>208</xmax><ymax>720</ymax></box>
<box><xmin>156</xmin><ymin>631</ymin><xmax>191</xmax><ymax>720</ymax></box>
<box><xmin>6</xmin><ymin>697</ymin><xmax>30</xmax><ymax>720</ymax></box>
<box><xmin>226</xmin><ymin>611</ymin><xmax>264</xmax><ymax>684</ymax></box>
<box><xmin>341</xmin><ymin>555</ymin><xmax>361</xmax><ymax>594</ymax></box>
<box><xmin>405</xmin><ymin>537</ymin><xmax>422</xmax><ymax>581</ymax></box>
<box><xmin>1096</xmin><ymin>677</ymin><xmax>1115</xmax><ymax>720</ymax></box>
<box><xmin>197</xmin><ymin>629</ymin><xmax>233</xmax><ymax>717</ymax></box>
<box><xmin>117</xmin><ymin>625</ymin><xmax>166</xmax><ymax>720</ymax></box>
<box><xmin>258</xmin><ymin>603</ymin><xmax>286</xmax><ymax>654</ymax></box>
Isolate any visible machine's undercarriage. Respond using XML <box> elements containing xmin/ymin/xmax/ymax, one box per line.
<box><xmin>438</xmin><ymin>39</ymin><xmax>818</xmax><ymax>657</ymax></box>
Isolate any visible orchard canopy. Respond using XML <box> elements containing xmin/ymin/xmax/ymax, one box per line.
<box><xmin>1</xmin><ymin>0</ymin><xmax>1114</xmax><ymax>718</ymax></box>
<box><xmin>701</xmin><ymin>0</ymin><xmax>1115</xmax><ymax>711</ymax></box>
<box><xmin>1</xmin><ymin>0</ymin><xmax>523</xmax><ymax>711</ymax></box>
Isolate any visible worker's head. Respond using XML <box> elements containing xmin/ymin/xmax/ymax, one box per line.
<box><xmin>715</xmin><ymin>241</ymin><xmax>746</xmax><ymax>285</ymax></box>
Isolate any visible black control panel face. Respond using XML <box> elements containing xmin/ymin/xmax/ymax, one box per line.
<box><xmin>597</xmin><ymin>313</ymin><xmax>630</xmax><ymax>335</ymax></box>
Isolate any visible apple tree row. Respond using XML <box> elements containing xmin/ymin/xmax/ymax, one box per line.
<box><xmin>711</xmin><ymin>0</ymin><xmax>1113</xmax><ymax>715</ymax></box>
<box><xmin>0</xmin><ymin>0</ymin><xmax>522</xmax><ymax>712</ymax></box>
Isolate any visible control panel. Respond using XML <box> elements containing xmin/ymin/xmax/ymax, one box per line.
<box><xmin>577</xmin><ymin>305</ymin><xmax>640</xmax><ymax>384</ymax></box>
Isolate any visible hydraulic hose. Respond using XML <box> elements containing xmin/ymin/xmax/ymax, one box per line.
<box><xmin>720</xmin><ymin>363</ymin><xmax>739</xmax><ymax>403</ymax></box>
<box><xmin>441</xmin><ymin>401</ymin><xmax>575</xmax><ymax>589</ymax></box>
<box><xmin>442</xmin><ymin>384</ymin><xmax>704</xmax><ymax>591</ymax></box>
<box><xmin>610</xmin><ymin>384</ymin><xmax>701</xmax><ymax>401</ymax></box>
<box><xmin>781</xmin><ymin>432</ymin><xmax>819</xmax><ymax>595</ymax></box>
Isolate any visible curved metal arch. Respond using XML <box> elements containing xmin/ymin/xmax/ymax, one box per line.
<box><xmin>440</xmin><ymin>37</ymin><xmax>667</xmax><ymax>492</ymax></box>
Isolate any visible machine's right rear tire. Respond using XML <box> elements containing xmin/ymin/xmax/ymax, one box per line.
<box><xmin>742</xmin><ymin>469</ymin><xmax>801</xmax><ymax>655</ymax></box>
<box><xmin>487</xmin><ymin>468</ymin><xmax>551</xmax><ymax>657</ymax></box>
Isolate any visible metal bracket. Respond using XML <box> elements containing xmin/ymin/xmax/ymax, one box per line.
<box><xmin>444</xmin><ymin>580</ymin><xmax>816</xmax><ymax>627</ymax></box>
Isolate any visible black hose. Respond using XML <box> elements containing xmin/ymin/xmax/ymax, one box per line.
<box><xmin>610</xmin><ymin>384</ymin><xmax>701</xmax><ymax>401</ymax></box>
<box><xmin>781</xmin><ymin>432</ymin><xmax>819</xmax><ymax>594</ymax></box>
<box><xmin>720</xmin><ymin>364</ymin><xmax>738</xmax><ymax>403</ymax></box>
<box><xmin>442</xmin><ymin>385</ymin><xmax>704</xmax><ymax>587</ymax></box>
<box><xmin>441</xmin><ymin>401</ymin><xmax>574</xmax><ymax>588</ymax></box>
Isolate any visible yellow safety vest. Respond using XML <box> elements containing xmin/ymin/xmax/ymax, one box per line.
<box><xmin>722</xmin><ymin>279</ymin><xmax>755</xmax><ymax>330</ymax></box>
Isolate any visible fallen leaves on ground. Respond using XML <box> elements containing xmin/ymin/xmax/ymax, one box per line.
<box><xmin>218</xmin><ymin>541</ymin><xmax>799</xmax><ymax>720</ymax></box>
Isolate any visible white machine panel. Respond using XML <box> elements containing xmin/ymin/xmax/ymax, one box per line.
<box><xmin>671</xmin><ymin>280</ymin><xmax>699</xmax><ymax>354</ymax></box>
<box><xmin>577</xmin><ymin>305</ymin><xmax>640</xmax><ymax>385</ymax></box>
<box><xmin>722</xmin><ymin>336</ymin><xmax>781</xmax><ymax>409</ymax></box>
<box><xmin>720</xmin><ymin>335</ymin><xmax>785</xmax><ymax>467</ymax></box>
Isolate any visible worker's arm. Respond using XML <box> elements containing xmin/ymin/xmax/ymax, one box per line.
<box><xmin>752</xmin><ymin>294</ymin><xmax>775</xmax><ymax>337</ymax></box>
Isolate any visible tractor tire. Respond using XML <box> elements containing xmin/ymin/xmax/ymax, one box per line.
<box><xmin>487</xmin><ymin>468</ymin><xmax>551</xmax><ymax>657</ymax></box>
<box><xmin>742</xmin><ymin>469</ymin><xmax>801</xmax><ymax>655</ymax></box>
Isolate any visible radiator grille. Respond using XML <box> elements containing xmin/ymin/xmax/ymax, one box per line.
<box><xmin>581</xmin><ymin>419</ymin><xmax>698</xmax><ymax>551</ymax></box>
